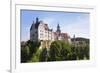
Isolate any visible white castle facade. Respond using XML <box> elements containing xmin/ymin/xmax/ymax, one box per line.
<box><xmin>30</xmin><ymin>17</ymin><xmax>71</xmax><ymax>48</ymax></box>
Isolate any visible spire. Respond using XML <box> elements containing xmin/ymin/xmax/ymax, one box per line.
<box><xmin>56</xmin><ymin>23</ymin><xmax>61</xmax><ymax>33</ymax></box>
<box><xmin>36</xmin><ymin>17</ymin><xmax>39</xmax><ymax>23</ymax></box>
<box><xmin>56</xmin><ymin>23</ymin><xmax>61</xmax><ymax>37</ymax></box>
<box><xmin>57</xmin><ymin>23</ymin><xmax>60</xmax><ymax>29</ymax></box>
<box><xmin>35</xmin><ymin>17</ymin><xmax>41</xmax><ymax>29</ymax></box>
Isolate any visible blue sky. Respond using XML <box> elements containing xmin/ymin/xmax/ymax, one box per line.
<box><xmin>21</xmin><ymin>10</ymin><xmax>90</xmax><ymax>41</ymax></box>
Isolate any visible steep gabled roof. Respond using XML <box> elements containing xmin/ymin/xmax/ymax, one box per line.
<box><xmin>35</xmin><ymin>21</ymin><xmax>40</xmax><ymax>29</ymax></box>
<box><xmin>30</xmin><ymin>22</ymin><xmax>34</xmax><ymax>30</ymax></box>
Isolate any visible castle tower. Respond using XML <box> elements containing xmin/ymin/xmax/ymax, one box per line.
<box><xmin>56</xmin><ymin>23</ymin><xmax>61</xmax><ymax>36</ymax></box>
<box><xmin>36</xmin><ymin>17</ymin><xmax>39</xmax><ymax>24</ymax></box>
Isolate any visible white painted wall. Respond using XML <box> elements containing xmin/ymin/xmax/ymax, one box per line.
<box><xmin>38</xmin><ymin>23</ymin><xmax>45</xmax><ymax>40</ymax></box>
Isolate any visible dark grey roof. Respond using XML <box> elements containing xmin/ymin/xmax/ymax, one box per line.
<box><xmin>30</xmin><ymin>17</ymin><xmax>41</xmax><ymax>30</ymax></box>
<box><xmin>71</xmin><ymin>37</ymin><xmax>89</xmax><ymax>43</ymax></box>
<box><xmin>30</xmin><ymin>22</ymin><xmax>40</xmax><ymax>30</ymax></box>
<box><xmin>30</xmin><ymin>24</ymin><xmax>33</xmax><ymax>30</ymax></box>
<box><xmin>35</xmin><ymin>22</ymin><xmax>40</xmax><ymax>29</ymax></box>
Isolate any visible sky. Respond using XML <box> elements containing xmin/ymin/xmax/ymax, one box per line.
<box><xmin>20</xmin><ymin>10</ymin><xmax>90</xmax><ymax>41</ymax></box>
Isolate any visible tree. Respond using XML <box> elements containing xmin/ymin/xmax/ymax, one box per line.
<box><xmin>77</xmin><ymin>46</ymin><xmax>85</xmax><ymax>60</ymax></box>
<box><xmin>60</xmin><ymin>41</ymin><xmax>71</xmax><ymax>60</ymax></box>
<box><xmin>39</xmin><ymin>48</ymin><xmax>48</xmax><ymax>62</ymax></box>
<box><xmin>21</xmin><ymin>45</ymin><xmax>30</xmax><ymax>62</ymax></box>
<box><xmin>49</xmin><ymin>41</ymin><xmax>62</xmax><ymax>61</ymax></box>
<box><xmin>84</xmin><ymin>44</ymin><xmax>89</xmax><ymax>59</ymax></box>
<box><xmin>60</xmin><ymin>48</ymin><xmax>68</xmax><ymax>60</ymax></box>
<box><xmin>27</xmin><ymin>40</ymin><xmax>40</xmax><ymax>55</ymax></box>
<box><xmin>30</xmin><ymin>49</ymin><xmax>41</xmax><ymax>62</ymax></box>
<box><xmin>49</xmin><ymin>40</ymin><xmax>71</xmax><ymax>61</ymax></box>
<box><xmin>21</xmin><ymin>40</ymin><xmax>41</xmax><ymax>63</ymax></box>
<box><xmin>69</xmin><ymin>46</ymin><xmax>77</xmax><ymax>60</ymax></box>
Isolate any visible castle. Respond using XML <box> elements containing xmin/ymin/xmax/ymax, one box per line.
<box><xmin>30</xmin><ymin>17</ymin><xmax>71</xmax><ymax>49</ymax></box>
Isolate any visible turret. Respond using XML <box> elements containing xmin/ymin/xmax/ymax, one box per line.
<box><xmin>36</xmin><ymin>17</ymin><xmax>39</xmax><ymax>23</ymax></box>
<box><xmin>56</xmin><ymin>23</ymin><xmax>61</xmax><ymax>36</ymax></box>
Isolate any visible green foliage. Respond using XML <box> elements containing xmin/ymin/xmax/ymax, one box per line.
<box><xmin>49</xmin><ymin>40</ymin><xmax>71</xmax><ymax>61</ymax></box>
<box><xmin>60</xmin><ymin>48</ymin><xmax>69</xmax><ymax>60</ymax></box>
<box><xmin>60</xmin><ymin>41</ymin><xmax>71</xmax><ymax>60</ymax></box>
<box><xmin>30</xmin><ymin>49</ymin><xmax>41</xmax><ymax>62</ymax></box>
<box><xmin>21</xmin><ymin>45</ymin><xmax>30</xmax><ymax>62</ymax></box>
<box><xmin>27</xmin><ymin>40</ymin><xmax>40</xmax><ymax>55</ymax></box>
<box><xmin>83</xmin><ymin>44</ymin><xmax>90</xmax><ymax>59</ymax></box>
<box><xmin>21</xmin><ymin>40</ymin><xmax>41</xmax><ymax>63</ymax></box>
<box><xmin>49</xmin><ymin>41</ymin><xmax>62</xmax><ymax>61</ymax></box>
<box><xmin>73</xmin><ymin>44</ymin><xmax>89</xmax><ymax>60</ymax></box>
<box><xmin>21</xmin><ymin>39</ymin><xmax>90</xmax><ymax>63</ymax></box>
<box><xmin>39</xmin><ymin>48</ymin><xmax>48</xmax><ymax>62</ymax></box>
